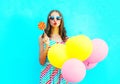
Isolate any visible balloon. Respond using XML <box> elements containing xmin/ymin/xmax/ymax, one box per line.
<box><xmin>83</xmin><ymin>61</ymin><xmax>97</xmax><ymax>70</ymax></box>
<box><xmin>61</xmin><ymin>58</ymin><xmax>86</xmax><ymax>82</ymax></box>
<box><xmin>48</xmin><ymin>44</ymin><xmax>68</xmax><ymax>68</ymax></box>
<box><xmin>65</xmin><ymin>35</ymin><xmax>93</xmax><ymax>61</ymax></box>
<box><xmin>86</xmin><ymin>39</ymin><xmax>109</xmax><ymax>63</ymax></box>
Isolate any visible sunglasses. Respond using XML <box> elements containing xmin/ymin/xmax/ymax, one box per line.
<box><xmin>49</xmin><ymin>16</ymin><xmax>62</xmax><ymax>20</ymax></box>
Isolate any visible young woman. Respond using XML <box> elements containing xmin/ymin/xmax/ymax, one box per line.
<box><xmin>39</xmin><ymin>10</ymin><xmax>68</xmax><ymax>84</ymax></box>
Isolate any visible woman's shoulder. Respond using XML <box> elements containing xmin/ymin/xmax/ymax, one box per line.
<box><xmin>65</xmin><ymin>36</ymin><xmax>69</xmax><ymax>39</ymax></box>
<box><xmin>64</xmin><ymin>36</ymin><xmax>69</xmax><ymax>42</ymax></box>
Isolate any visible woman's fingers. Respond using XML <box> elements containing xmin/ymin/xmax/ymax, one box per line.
<box><xmin>42</xmin><ymin>35</ymin><xmax>49</xmax><ymax>45</ymax></box>
<box><xmin>41</xmin><ymin>33</ymin><xmax>49</xmax><ymax>46</ymax></box>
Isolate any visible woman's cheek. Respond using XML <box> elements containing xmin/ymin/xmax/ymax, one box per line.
<box><xmin>57</xmin><ymin>22</ymin><xmax>61</xmax><ymax>26</ymax></box>
<box><xmin>50</xmin><ymin>21</ymin><xmax>54</xmax><ymax>26</ymax></box>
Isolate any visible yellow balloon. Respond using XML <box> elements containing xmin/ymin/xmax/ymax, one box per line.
<box><xmin>66</xmin><ymin>35</ymin><xmax>93</xmax><ymax>61</ymax></box>
<box><xmin>48</xmin><ymin>44</ymin><xmax>68</xmax><ymax>68</ymax></box>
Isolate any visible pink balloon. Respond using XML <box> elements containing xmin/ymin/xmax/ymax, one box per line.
<box><xmin>83</xmin><ymin>61</ymin><xmax>97</xmax><ymax>70</ymax></box>
<box><xmin>61</xmin><ymin>58</ymin><xmax>86</xmax><ymax>82</ymax></box>
<box><xmin>86</xmin><ymin>39</ymin><xmax>108</xmax><ymax>63</ymax></box>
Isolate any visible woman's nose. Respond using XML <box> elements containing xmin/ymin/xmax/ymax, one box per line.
<box><xmin>53</xmin><ymin>18</ymin><xmax>57</xmax><ymax>22</ymax></box>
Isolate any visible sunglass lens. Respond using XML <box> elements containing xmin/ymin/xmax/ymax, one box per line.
<box><xmin>49</xmin><ymin>16</ymin><xmax>54</xmax><ymax>20</ymax></box>
<box><xmin>56</xmin><ymin>16</ymin><xmax>62</xmax><ymax>20</ymax></box>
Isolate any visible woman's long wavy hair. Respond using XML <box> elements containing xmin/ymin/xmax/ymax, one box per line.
<box><xmin>42</xmin><ymin>10</ymin><xmax>67</xmax><ymax>42</ymax></box>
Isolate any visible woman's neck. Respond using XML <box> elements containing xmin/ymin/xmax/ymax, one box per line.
<box><xmin>50</xmin><ymin>27</ymin><xmax>62</xmax><ymax>41</ymax></box>
<box><xmin>51</xmin><ymin>27</ymin><xmax>59</xmax><ymax>35</ymax></box>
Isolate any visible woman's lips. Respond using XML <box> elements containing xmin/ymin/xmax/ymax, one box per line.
<box><xmin>54</xmin><ymin>22</ymin><xmax>57</xmax><ymax>25</ymax></box>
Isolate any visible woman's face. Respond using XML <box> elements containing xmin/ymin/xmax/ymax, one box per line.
<box><xmin>49</xmin><ymin>12</ymin><xmax>62</xmax><ymax>28</ymax></box>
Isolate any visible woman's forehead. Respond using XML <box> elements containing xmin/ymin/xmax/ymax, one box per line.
<box><xmin>50</xmin><ymin>12</ymin><xmax>60</xmax><ymax>16</ymax></box>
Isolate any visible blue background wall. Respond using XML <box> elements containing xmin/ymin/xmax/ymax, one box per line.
<box><xmin>0</xmin><ymin>0</ymin><xmax>120</xmax><ymax>84</ymax></box>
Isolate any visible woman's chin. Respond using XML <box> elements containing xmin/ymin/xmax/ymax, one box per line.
<box><xmin>53</xmin><ymin>25</ymin><xmax>59</xmax><ymax>28</ymax></box>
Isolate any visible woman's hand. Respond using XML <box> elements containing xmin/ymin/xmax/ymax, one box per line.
<box><xmin>42</xmin><ymin>33</ymin><xmax>50</xmax><ymax>46</ymax></box>
<box><xmin>39</xmin><ymin>33</ymin><xmax>49</xmax><ymax>65</ymax></box>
